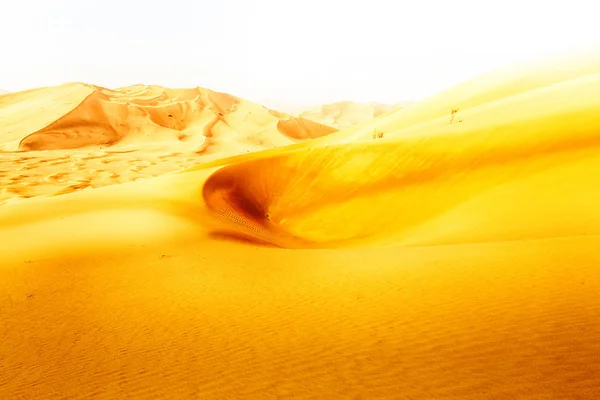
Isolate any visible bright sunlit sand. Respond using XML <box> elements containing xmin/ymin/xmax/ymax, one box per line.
<box><xmin>2</xmin><ymin>52</ymin><xmax>600</xmax><ymax>399</ymax></box>
<box><xmin>3</xmin><ymin>0</ymin><xmax>600</xmax><ymax>398</ymax></box>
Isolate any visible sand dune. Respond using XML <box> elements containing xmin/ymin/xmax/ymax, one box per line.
<box><xmin>0</xmin><ymin>83</ymin><xmax>337</xmax><ymax>204</ymax></box>
<box><xmin>0</xmin><ymin>83</ymin><xmax>336</xmax><ymax>151</ymax></box>
<box><xmin>2</xmin><ymin>53</ymin><xmax>600</xmax><ymax>399</ymax></box>
<box><xmin>263</xmin><ymin>100</ymin><xmax>412</xmax><ymax>128</ymax></box>
<box><xmin>317</xmin><ymin>51</ymin><xmax>600</xmax><ymax>145</ymax></box>
<box><xmin>296</xmin><ymin>101</ymin><xmax>411</xmax><ymax>128</ymax></box>
<box><xmin>208</xmin><ymin>69</ymin><xmax>600</xmax><ymax>248</ymax></box>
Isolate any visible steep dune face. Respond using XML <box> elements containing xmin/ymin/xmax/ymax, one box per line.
<box><xmin>0</xmin><ymin>83</ymin><xmax>337</xmax><ymax>204</ymax></box>
<box><xmin>0</xmin><ymin>83</ymin><xmax>95</xmax><ymax>150</ymax></box>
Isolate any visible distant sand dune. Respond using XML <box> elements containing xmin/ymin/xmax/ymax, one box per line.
<box><xmin>276</xmin><ymin>116</ymin><xmax>339</xmax><ymax>139</ymax></box>
<box><xmin>1</xmin><ymin>83</ymin><xmax>335</xmax><ymax>151</ymax></box>
<box><xmin>0</xmin><ymin>83</ymin><xmax>337</xmax><ymax>204</ymax></box>
<box><xmin>263</xmin><ymin>100</ymin><xmax>411</xmax><ymax>128</ymax></box>
<box><xmin>297</xmin><ymin>101</ymin><xmax>411</xmax><ymax>128</ymax></box>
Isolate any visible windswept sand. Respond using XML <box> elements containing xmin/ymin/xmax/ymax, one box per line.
<box><xmin>0</xmin><ymin>83</ymin><xmax>336</xmax><ymax>205</ymax></box>
<box><xmin>2</xmin><ymin>52</ymin><xmax>600</xmax><ymax>399</ymax></box>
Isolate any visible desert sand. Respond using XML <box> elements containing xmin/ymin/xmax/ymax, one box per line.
<box><xmin>2</xmin><ymin>52</ymin><xmax>600</xmax><ymax>399</ymax></box>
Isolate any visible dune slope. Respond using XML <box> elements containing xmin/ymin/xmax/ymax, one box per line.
<box><xmin>2</xmin><ymin>52</ymin><xmax>600</xmax><ymax>399</ymax></box>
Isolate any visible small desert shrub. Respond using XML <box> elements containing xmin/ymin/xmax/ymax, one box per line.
<box><xmin>372</xmin><ymin>129</ymin><xmax>384</xmax><ymax>139</ymax></box>
<box><xmin>450</xmin><ymin>108</ymin><xmax>459</xmax><ymax>124</ymax></box>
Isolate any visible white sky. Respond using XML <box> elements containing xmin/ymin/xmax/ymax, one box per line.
<box><xmin>1</xmin><ymin>0</ymin><xmax>600</xmax><ymax>104</ymax></box>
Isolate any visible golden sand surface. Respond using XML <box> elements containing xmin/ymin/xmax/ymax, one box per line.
<box><xmin>2</xmin><ymin>52</ymin><xmax>600</xmax><ymax>399</ymax></box>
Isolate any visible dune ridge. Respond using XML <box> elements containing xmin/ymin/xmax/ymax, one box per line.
<box><xmin>2</xmin><ymin>52</ymin><xmax>600</xmax><ymax>399</ymax></box>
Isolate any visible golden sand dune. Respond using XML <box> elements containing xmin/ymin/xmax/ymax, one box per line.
<box><xmin>2</xmin><ymin>53</ymin><xmax>600</xmax><ymax>399</ymax></box>
<box><xmin>205</xmin><ymin>70</ymin><xmax>600</xmax><ymax>248</ymax></box>
<box><xmin>0</xmin><ymin>83</ymin><xmax>336</xmax><ymax>151</ymax></box>
<box><xmin>0</xmin><ymin>83</ymin><xmax>337</xmax><ymax>204</ymax></box>
<box><xmin>317</xmin><ymin>50</ymin><xmax>600</xmax><ymax>145</ymax></box>
<box><xmin>296</xmin><ymin>101</ymin><xmax>411</xmax><ymax>128</ymax></box>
